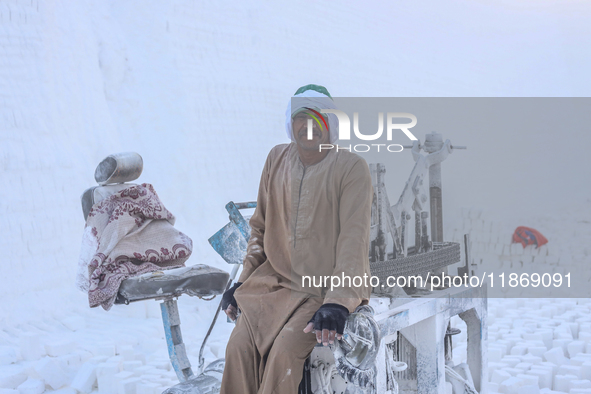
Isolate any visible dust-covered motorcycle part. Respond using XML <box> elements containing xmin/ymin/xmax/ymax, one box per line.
<box><xmin>115</xmin><ymin>265</ymin><xmax>229</xmax><ymax>305</ymax></box>
<box><xmin>94</xmin><ymin>151</ymin><xmax>143</xmax><ymax>185</ymax></box>
<box><xmin>333</xmin><ymin>305</ymin><xmax>380</xmax><ymax>389</ymax></box>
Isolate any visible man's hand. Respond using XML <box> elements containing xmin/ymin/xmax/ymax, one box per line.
<box><xmin>303</xmin><ymin>303</ymin><xmax>349</xmax><ymax>346</ymax></box>
<box><xmin>221</xmin><ymin>282</ymin><xmax>242</xmax><ymax>321</ymax></box>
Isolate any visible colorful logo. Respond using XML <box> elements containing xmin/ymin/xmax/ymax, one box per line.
<box><xmin>304</xmin><ymin>107</ymin><xmax>328</xmax><ymax>131</ymax></box>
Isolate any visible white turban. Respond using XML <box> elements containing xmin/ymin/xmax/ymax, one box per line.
<box><xmin>285</xmin><ymin>90</ymin><xmax>339</xmax><ymax>143</ymax></box>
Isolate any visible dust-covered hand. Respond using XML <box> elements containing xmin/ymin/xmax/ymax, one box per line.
<box><xmin>222</xmin><ymin>282</ymin><xmax>242</xmax><ymax>321</ymax></box>
<box><xmin>303</xmin><ymin>303</ymin><xmax>349</xmax><ymax>346</ymax></box>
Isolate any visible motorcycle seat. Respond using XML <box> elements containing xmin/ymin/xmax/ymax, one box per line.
<box><xmin>115</xmin><ymin>264</ymin><xmax>229</xmax><ymax>304</ymax></box>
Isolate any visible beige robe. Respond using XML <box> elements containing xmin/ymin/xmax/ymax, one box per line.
<box><xmin>235</xmin><ymin>143</ymin><xmax>373</xmax><ymax>349</ymax></box>
<box><xmin>222</xmin><ymin>142</ymin><xmax>372</xmax><ymax>393</ymax></box>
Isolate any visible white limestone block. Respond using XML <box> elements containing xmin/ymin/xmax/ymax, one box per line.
<box><xmin>131</xmin><ymin>365</ymin><xmax>156</xmax><ymax>374</ymax></box>
<box><xmin>97</xmin><ymin>362</ymin><xmax>120</xmax><ymax>377</ymax></box>
<box><xmin>489</xmin><ymin>363</ymin><xmax>510</xmax><ymax>380</ymax></box>
<box><xmin>522</xmin><ymin>354</ymin><xmax>544</xmax><ymax>365</ymax></box>
<box><xmin>526</xmin><ymin>369</ymin><xmax>552</xmax><ymax>389</ymax></box>
<box><xmin>147</xmin><ymin>360</ymin><xmax>170</xmax><ymax>371</ymax></box>
<box><xmin>18</xmin><ymin>335</ymin><xmax>45</xmax><ymax>362</ymax></box>
<box><xmin>554</xmin><ymin>337</ymin><xmax>573</xmax><ymax>352</ymax></box>
<box><xmin>90</xmin><ymin>343</ymin><xmax>116</xmax><ymax>358</ymax></box>
<box><xmin>96</xmin><ymin>362</ymin><xmax>121</xmax><ymax>394</ymax></box>
<box><xmin>44</xmin><ymin>341</ymin><xmax>76</xmax><ymax>357</ymax></box>
<box><xmin>570</xmin><ymin>390</ymin><xmax>591</xmax><ymax>394</ymax></box>
<box><xmin>161</xmin><ymin>370</ymin><xmax>178</xmax><ymax>380</ymax></box>
<box><xmin>57</xmin><ymin>353</ymin><xmax>81</xmax><ymax>369</ymax></box>
<box><xmin>537</xmin><ymin>330</ymin><xmax>555</xmax><ymax>350</ymax></box>
<box><xmin>117</xmin><ymin>346</ymin><xmax>134</xmax><ymax>362</ymax></box>
<box><xmin>518</xmin><ymin>385</ymin><xmax>540</xmax><ymax>394</ymax></box>
<box><xmin>570</xmin><ymin>343</ymin><xmax>587</xmax><ymax>358</ymax></box>
<box><xmin>137</xmin><ymin>374</ymin><xmax>159</xmax><ymax>382</ymax></box>
<box><xmin>559</xmin><ymin>366</ymin><xmax>582</xmax><ymax>378</ymax></box>
<box><xmin>539</xmin><ymin>362</ymin><xmax>560</xmax><ymax>375</ymax></box>
<box><xmin>555</xmin><ymin>375</ymin><xmax>578</xmax><ymax>392</ymax></box>
<box><xmin>122</xmin><ymin>361</ymin><xmax>143</xmax><ymax>372</ymax></box>
<box><xmin>76</xmin><ymin>349</ymin><xmax>93</xmax><ymax>364</ymax></box>
<box><xmin>511</xmin><ymin>243</ymin><xmax>524</xmax><ymax>255</ymax></box>
<box><xmin>502</xmin><ymin>356</ymin><xmax>523</xmax><ymax>368</ymax></box>
<box><xmin>490</xmin><ymin>348</ymin><xmax>504</xmax><ymax>363</ymax></box>
<box><xmin>580</xmin><ymin>362</ymin><xmax>591</xmax><ymax>380</ymax></box>
<box><xmin>538</xmin><ymin>245</ymin><xmax>549</xmax><ymax>256</ymax></box>
<box><xmin>500</xmin><ymin>376</ymin><xmax>525</xmax><ymax>394</ymax></box>
<box><xmin>515</xmin><ymin>363</ymin><xmax>534</xmax><ymax>372</ymax></box>
<box><xmin>570</xmin><ymin>380</ymin><xmax>591</xmax><ymax>390</ymax></box>
<box><xmin>16</xmin><ymin>378</ymin><xmax>44</xmax><ymax>394</ymax></box>
<box><xmin>494</xmin><ymin>243</ymin><xmax>504</xmax><ymax>255</ymax></box>
<box><xmin>517</xmin><ymin>374</ymin><xmax>539</xmax><ymax>386</ymax></box>
<box><xmin>0</xmin><ymin>389</ymin><xmax>18</xmax><ymax>394</ymax></box>
<box><xmin>530</xmin><ymin>347</ymin><xmax>549</xmax><ymax>358</ymax></box>
<box><xmin>571</xmin><ymin>357</ymin><xmax>591</xmax><ymax>367</ymax></box>
<box><xmin>545</xmin><ymin>347</ymin><xmax>568</xmax><ymax>365</ymax></box>
<box><xmin>445</xmin><ymin>381</ymin><xmax>453</xmax><ymax>394</ymax></box>
<box><xmin>118</xmin><ymin>377</ymin><xmax>141</xmax><ymax>394</ymax></box>
<box><xmin>579</xmin><ymin>333</ymin><xmax>591</xmax><ymax>343</ymax></box>
<box><xmin>524</xmin><ymin>333</ymin><xmax>545</xmax><ymax>341</ymax></box>
<box><xmin>136</xmin><ymin>382</ymin><xmax>161</xmax><ymax>394</ymax></box>
<box><xmin>112</xmin><ymin>371</ymin><xmax>134</xmax><ymax>385</ymax></box>
<box><xmin>150</xmin><ymin>377</ymin><xmax>171</xmax><ymax>387</ymax></box>
<box><xmin>134</xmin><ymin>353</ymin><xmax>146</xmax><ymax>365</ymax></box>
<box><xmin>88</xmin><ymin>356</ymin><xmax>109</xmax><ymax>365</ymax></box>
<box><xmin>106</xmin><ymin>356</ymin><xmax>124</xmax><ymax>369</ymax></box>
<box><xmin>70</xmin><ymin>362</ymin><xmax>97</xmax><ymax>393</ymax></box>
<box><xmin>504</xmin><ymin>368</ymin><xmax>525</xmax><ymax>377</ymax></box>
<box><xmin>513</xmin><ymin>346</ymin><xmax>529</xmax><ymax>356</ymax></box>
<box><xmin>570</xmin><ymin>324</ymin><xmax>580</xmax><ymax>340</ymax></box>
<box><xmin>546</xmin><ymin>256</ymin><xmax>559</xmax><ymax>265</ymax></box>
<box><xmin>34</xmin><ymin>357</ymin><xmax>67</xmax><ymax>390</ymax></box>
<box><xmin>0</xmin><ymin>365</ymin><xmax>27</xmax><ymax>389</ymax></box>
<box><xmin>498</xmin><ymin>341</ymin><xmax>516</xmax><ymax>354</ymax></box>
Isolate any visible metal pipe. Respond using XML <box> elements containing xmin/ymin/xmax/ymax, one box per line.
<box><xmin>424</xmin><ymin>132</ymin><xmax>445</xmax><ymax>243</ymax></box>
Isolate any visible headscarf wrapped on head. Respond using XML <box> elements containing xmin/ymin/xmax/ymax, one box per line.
<box><xmin>285</xmin><ymin>84</ymin><xmax>339</xmax><ymax>143</ymax></box>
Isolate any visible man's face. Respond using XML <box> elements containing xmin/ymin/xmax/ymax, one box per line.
<box><xmin>292</xmin><ymin>111</ymin><xmax>331</xmax><ymax>151</ymax></box>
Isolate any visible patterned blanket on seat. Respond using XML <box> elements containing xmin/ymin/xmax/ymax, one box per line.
<box><xmin>76</xmin><ymin>183</ymin><xmax>192</xmax><ymax>310</ymax></box>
